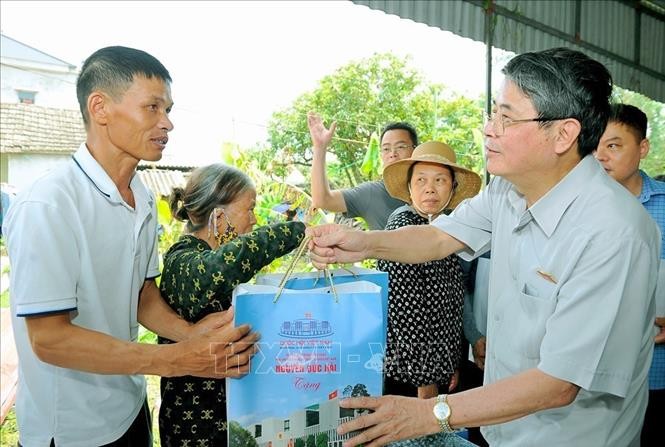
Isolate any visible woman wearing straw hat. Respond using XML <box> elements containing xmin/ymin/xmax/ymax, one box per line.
<box><xmin>379</xmin><ymin>141</ymin><xmax>482</xmax><ymax>400</ymax></box>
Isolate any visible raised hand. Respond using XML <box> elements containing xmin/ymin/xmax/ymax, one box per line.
<box><xmin>308</xmin><ymin>112</ymin><xmax>337</xmax><ymax>151</ymax></box>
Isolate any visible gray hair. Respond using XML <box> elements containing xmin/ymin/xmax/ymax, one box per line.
<box><xmin>502</xmin><ymin>47</ymin><xmax>612</xmax><ymax>158</ymax></box>
<box><xmin>170</xmin><ymin>164</ymin><xmax>254</xmax><ymax>232</ymax></box>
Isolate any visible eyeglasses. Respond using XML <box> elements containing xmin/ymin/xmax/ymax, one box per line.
<box><xmin>485</xmin><ymin>111</ymin><xmax>569</xmax><ymax>136</ymax></box>
<box><xmin>381</xmin><ymin>144</ymin><xmax>415</xmax><ymax>154</ymax></box>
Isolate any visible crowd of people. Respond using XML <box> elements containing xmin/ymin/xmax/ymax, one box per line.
<box><xmin>2</xmin><ymin>43</ymin><xmax>662</xmax><ymax>447</ymax></box>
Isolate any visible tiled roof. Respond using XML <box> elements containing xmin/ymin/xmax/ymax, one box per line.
<box><xmin>136</xmin><ymin>168</ymin><xmax>188</xmax><ymax>198</ymax></box>
<box><xmin>0</xmin><ymin>103</ymin><xmax>85</xmax><ymax>154</ymax></box>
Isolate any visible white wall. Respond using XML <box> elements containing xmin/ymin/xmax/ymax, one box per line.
<box><xmin>319</xmin><ymin>399</ymin><xmax>339</xmax><ymax>432</ymax></box>
<box><xmin>289</xmin><ymin>409</ymin><xmax>306</xmax><ymax>439</ymax></box>
<box><xmin>7</xmin><ymin>153</ymin><xmax>71</xmax><ymax>191</ymax></box>
<box><xmin>0</xmin><ymin>64</ymin><xmax>78</xmax><ymax>109</ymax></box>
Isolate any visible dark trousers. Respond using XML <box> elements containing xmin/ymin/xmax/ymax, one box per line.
<box><xmin>641</xmin><ymin>388</ymin><xmax>665</xmax><ymax>447</ymax></box>
<box><xmin>384</xmin><ymin>376</ymin><xmax>421</xmax><ymax>397</ymax></box>
<box><xmin>20</xmin><ymin>400</ymin><xmax>152</xmax><ymax>447</ymax></box>
<box><xmin>455</xmin><ymin>355</ymin><xmax>489</xmax><ymax>447</ymax></box>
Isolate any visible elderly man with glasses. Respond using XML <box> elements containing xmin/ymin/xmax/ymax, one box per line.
<box><xmin>307</xmin><ymin>47</ymin><xmax>660</xmax><ymax>447</ymax></box>
<box><xmin>308</xmin><ymin>113</ymin><xmax>418</xmax><ymax>230</ymax></box>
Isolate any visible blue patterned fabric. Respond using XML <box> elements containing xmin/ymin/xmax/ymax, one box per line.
<box><xmin>389</xmin><ymin>432</ymin><xmax>477</xmax><ymax>447</ymax></box>
<box><xmin>639</xmin><ymin>170</ymin><xmax>665</xmax><ymax>390</ymax></box>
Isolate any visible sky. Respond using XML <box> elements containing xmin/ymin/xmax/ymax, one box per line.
<box><xmin>1</xmin><ymin>0</ymin><xmax>501</xmax><ymax>166</ymax></box>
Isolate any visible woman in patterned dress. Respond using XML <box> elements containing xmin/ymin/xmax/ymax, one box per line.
<box><xmin>158</xmin><ymin>164</ymin><xmax>305</xmax><ymax>447</ymax></box>
<box><xmin>380</xmin><ymin>141</ymin><xmax>482</xmax><ymax>399</ymax></box>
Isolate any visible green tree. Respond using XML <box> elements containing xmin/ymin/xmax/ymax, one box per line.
<box><xmin>295</xmin><ymin>438</ymin><xmax>305</xmax><ymax>447</ymax></box>
<box><xmin>228</xmin><ymin>421</ymin><xmax>259</xmax><ymax>447</ymax></box>
<box><xmin>351</xmin><ymin>383</ymin><xmax>369</xmax><ymax>398</ymax></box>
<box><xmin>612</xmin><ymin>87</ymin><xmax>665</xmax><ymax>176</ymax></box>
<box><xmin>306</xmin><ymin>434</ymin><xmax>316</xmax><ymax>447</ymax></box>
<box><xmin>265</xmin><ymin>52</ymin><xmax>485</xmax><ymax>190</ymax></box>
<box><xmin>342</xmin><ymin>384</ymin><xmax>353</xmax><ymax>397</ymax></box>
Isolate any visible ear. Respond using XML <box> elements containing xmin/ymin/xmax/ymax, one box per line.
<box><xmin>639</xmin><ymin>138</ymin><xmax>650</xmax><ymax>160</ymax></box>
<box><xmin>87</xmin><ymin>91</ymin><xmax>110</xmax><ymax>126</ymax></box>
<box><xmin>553</xmin><ymin>118</ymin><xmax>582</xmax><ymax>156</ymax></box>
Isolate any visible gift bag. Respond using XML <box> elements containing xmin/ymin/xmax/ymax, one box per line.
<box><xmin>256</xmin><ymin>266</ymin><xmax>390</xmax><ymax>333</ymax></box>
<box><xmin>227</xmin><ymin>273</ymin><xmax>388</xmax><ymax>447</ymax></box>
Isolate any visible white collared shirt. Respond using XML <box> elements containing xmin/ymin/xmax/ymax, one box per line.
<box><xmin>4</xmin><ymin>143</ymin><xmax>160</xmax><ymax>447</ymax></box>
<box><xmin>432</xmin><ymin>156</ymin><xmax>660</xmax><ymax>447</ymax></box>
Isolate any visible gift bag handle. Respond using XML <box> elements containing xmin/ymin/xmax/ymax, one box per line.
<box><xmin>273</xmin><ymin>236</ymin><xmax>339</xmax><ymax>304</ymax></box>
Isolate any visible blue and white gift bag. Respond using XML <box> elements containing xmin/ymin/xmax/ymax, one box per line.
<box><xmin>227</xmin><ymin>270</ymin><xmax>388</xmax><ymax>447</ymax></box>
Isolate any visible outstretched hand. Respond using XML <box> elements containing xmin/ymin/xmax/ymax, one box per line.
<box><xmin>305</xmin><ymin>224</ymin><xmax>370</xmax><ymax>269</ymax></box>
<box><xmin>336</xmin><ymin>395</ymin><xmax>437</xmax><ymax>447</ymax></box>
<box><xmin>308</xmin><ymin>112</ymin><xmax>337</xmax><ymax>151</ymax></box>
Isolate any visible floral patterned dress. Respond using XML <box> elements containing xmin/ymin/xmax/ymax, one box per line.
<box><xmin>158</xmin><ymin>221</ymin><xmax>305</xmax><ymax>447</ymax></box>
<box><xmin>378</xmin><ymin>208</ymin><xmax>464</xmax><ymax>393</ymax></box>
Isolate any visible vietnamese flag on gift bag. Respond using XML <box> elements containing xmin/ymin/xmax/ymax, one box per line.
<box><xmin>226</xmin><ymin>269</ymin><xmax>388</xmax><ymax>447</ymax></box>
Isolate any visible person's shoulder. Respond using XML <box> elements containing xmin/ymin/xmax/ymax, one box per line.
<box><xmin>349</xmin><ymin>180</ymin><xmax>385</xmax><ymax>192</ymax></box>
<box><xmin>595</xmin><ymin>175</ymin><xmax>661</xmax><ymax>242</ymax></box>
<box><xmin>386</xmin><ymin>207</ymin><xmax>419</xmax><ymax>229</ymax></box>
<box><xmin>386</xmin><ymin>204</ymin><xmax>412</xmax><ymax>223</ymax></box>
<box><xmin>164</xmin><ymin>234</ymin><xmax>206</xmax><ymax>258</ymax></box>
<box><xmin>645</xmin><ymin>173</ymin><xmax>665</xmax><ymax>194</ymax></box>
<box><xmin>14</xmin><ymin>161</ymin><xmax>77</xmax><ymax>205</ymax></box>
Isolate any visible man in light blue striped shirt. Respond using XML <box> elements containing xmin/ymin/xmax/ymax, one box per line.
<box><xmin>595</xmin><ymin>103</ymin><xmax>665</xmax><ymax>446</ymax></box>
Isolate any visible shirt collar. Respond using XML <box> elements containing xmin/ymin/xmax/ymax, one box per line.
<box><xmin>71</xmin><ymin>143</ymin><xmax>152</xmax><ymax>208</ymax></box>
<box><xmin>638</xmin><ymin>170</ymin><xmax>665</xmax><ymax>203</ymax></box>
<box><xmin>510</xmin><ymin>156</ymin><xmax>600</xmax><ymax>237</ymax></box>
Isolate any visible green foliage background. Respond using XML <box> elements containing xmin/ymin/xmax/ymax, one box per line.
<box><xmin>612</xmin><ymin>88</ymin><xmax>665</xmax><ymax>176</ymax></box>
<box><xmin>265</xmin><ymin>53</ymin><xmax>486</xmax><ymax>189</ymax></box>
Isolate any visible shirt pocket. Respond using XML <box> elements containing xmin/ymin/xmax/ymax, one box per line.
<box><xmin>517</xmin><ymin>273</ymin><xmax>558</xmax><ymax>359</ymax></box>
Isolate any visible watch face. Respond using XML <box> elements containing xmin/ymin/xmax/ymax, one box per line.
<box><xmin>433</xmin><ymin>402</ymin><xmax>451</xmax><ymax>420</ymax></box>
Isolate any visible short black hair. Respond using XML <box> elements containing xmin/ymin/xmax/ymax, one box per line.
<box><xmin>608</xmin><ymin>103</ymin><xmax>648</xmax><ymax>141</ymax></box>
<box><xmin>76</xmin><ymin>46</ymin><xmax>172</xmax><ymax>127</ymax></box>
<box><xmin>380</xmin><ymin>122</ymin><xmax>419</xmax><ymax>147</ymax></box>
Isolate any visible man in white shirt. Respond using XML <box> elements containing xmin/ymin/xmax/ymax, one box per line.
<box><xmin>307</xmin><ymin>47</ymin><xmax>659</xmax><ymax>447</ymax></box>
<box><xmin>4</xmin><ymin>46</ymin><xmax>258</xmax><ymax>447</ymax></box>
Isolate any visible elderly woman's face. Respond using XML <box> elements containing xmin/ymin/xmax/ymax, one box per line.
<box><xmin>409</xmin><ymin>162</ymin><xmax>454</xmax><ymax>215</ymax></box>
<box><xmin>223</xmin><ymin>188</ymin><xmax>257</xmax><ymax>235</ymax></box>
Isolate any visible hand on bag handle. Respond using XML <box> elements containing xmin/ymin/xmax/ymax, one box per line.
<box><xmin>274</xmin><ymin>235</ymin><xmax>339</xmax><ymax>304</ymax></box>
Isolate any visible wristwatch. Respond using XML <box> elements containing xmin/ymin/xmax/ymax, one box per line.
<box><xmin>433</xmin><ymin>394</ymin><xmax>454</xmax><ymax>433</ymax></box>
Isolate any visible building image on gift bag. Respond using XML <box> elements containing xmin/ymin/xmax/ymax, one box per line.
<box><xmin>245</xmin><ymin>393</ymin><xmax>359</xmax><ymax>447</ymax></box>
